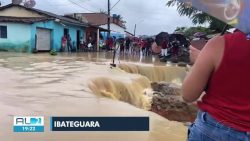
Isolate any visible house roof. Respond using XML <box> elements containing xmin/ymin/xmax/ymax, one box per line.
<box><xmin>77</xmin><ymin>13</ymin><xmax>125</xmax><ymax>29</ymax></box>
<box><xmin>0</xmin><ymin>16</ymin><xmax>53</xmax><ymax>23</ymax></box>
<box><xmin>0</xmin><ymin>4</ymin><xmax>88</xmax><ymax>27</ymax></box>
<box><xmin>125</xmin><ymin>31</ymin><xmax>134</xmax><ymax>36</ymax></box>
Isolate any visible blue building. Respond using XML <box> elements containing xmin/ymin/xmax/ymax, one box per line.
<box><xmin>0</xmin><ymin>4</ymin><xmax>87</xmax><ymax>52</ymax></box>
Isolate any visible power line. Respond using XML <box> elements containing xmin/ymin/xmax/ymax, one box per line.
<box><xmin>75</xmin><ymin>0</ymin><xmax>100</xmax><ymax>12</ymax></box>
<box><xmin>111</xmin><ymin>0</ymin><xmax>121</xmax><ymax>10</ymax></box>
<box><xmin>98</xmin><ymin>0</ymin><xmax>122</xmax><ymax>13</ymax></box>
<box><xmin>68</xmin><ymin>0</ymin><xmax>96</xmax><ymax>13</ymax></box>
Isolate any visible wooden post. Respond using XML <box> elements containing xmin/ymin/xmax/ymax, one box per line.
<box><xmin>97</xmin><ymin>28</ymin><xmax>100</xmax><ymax>51</ymax></box>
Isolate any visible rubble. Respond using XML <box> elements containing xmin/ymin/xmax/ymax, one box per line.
<box><xmin>150</xmin><ymin>82</ymin><xmax>198</xmax><ymax>122</ymax></box>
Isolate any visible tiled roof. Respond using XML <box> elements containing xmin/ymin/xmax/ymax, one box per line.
<box><xmin>78</xmin><ymin>13</ymin><xmax>125</xmax><ymax>28</ymax></box>
<box><xmin>0</xmin><ymin>4</ymin><xmax>88</xmax><ymax>27</ymax></box>
<box><xmin>0</xmin><ymin>16</ymin><xmax>53</xmax><ymax>23</ymax></box>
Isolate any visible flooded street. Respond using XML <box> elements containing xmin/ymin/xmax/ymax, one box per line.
<box><xmin>0</xmin><ymin>52</ymin><xmax>187</xmax><ymax>141</ymax></box>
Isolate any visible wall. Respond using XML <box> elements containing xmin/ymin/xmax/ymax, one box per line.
<box><xmin>86</xmin><ymin>27</ymin><xmax>97</xmax><ymax>43</ymax></box>
<box><xmin>31</xmin><ymin>20</ymin><xmax>56</xmax><ymax>51</ymax></box>
<box><xmin>0</xmin><ymin>22</ymin><xmax>31</xmax><ymax>52</ymax></box>
<box><xmin>31</xmin><ymin>20</ymin><xmax>85</xmax><ymax>52</ymax></box>
<box><xmin>0</xmin><ymin>21</ymin><xmax>85</xmax><ymax>53</ymax></box>
<box><xmin>99</xmin><ymin>23</ymin><xmax>125</xmax><ymax>34</ymax></box>
<box><xmin>61</xmin><ymin>23</ymin><xmax>85</xmax><ymax>51</ymax></box>
<box><xmin>100</xmin><ymin>23</ymin><xmax>125</xmax><ymax>40</ymax></box>
<box><xmin>0</xmin><ymin>7</ymin><xmax>44</xmax><ymax>17</ymax></box>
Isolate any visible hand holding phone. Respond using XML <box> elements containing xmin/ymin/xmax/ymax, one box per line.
<box><xmin>190</xmin><ymin>38</ymin><xmax>207</xmax><ymax>50</ymax></box>
<box><xmin>189</xmin><ymin>45</ymin><xmax>201</xmax><ymax>64</ymax></box>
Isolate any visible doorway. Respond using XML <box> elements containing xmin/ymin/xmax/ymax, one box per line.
<box><xmin>77</xmin><ymin>30</ymin><xmax>80</xmax><ymax>50</ymax></box>
<box><xmin>64</xmin><ymin>28</ymin><xmax>69</xmax><ymax>36</ymax></box>
<box><xmin>36</xmin><ymin>28</ymin><xmax>51</xmax><ymax>51</ymax></box>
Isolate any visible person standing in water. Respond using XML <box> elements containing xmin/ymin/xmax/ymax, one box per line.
<box><xmin>67</xmin><ymin>34</ymin><xmax>72</xmax><ymax>52</ymax></box>
<box><xmin>183</xmin><ymin>30</ymin><xmax>250</xmax><ymax>141</ymax></box>
<box><xmin>125</xmin><ymin>37</ymin><xmax>131</xmax><ymax>54</ymax></box>
<box><xmin>61</xmin><ymin>35</ymin><xmax>67</xmax><ymax>52</ymax></box>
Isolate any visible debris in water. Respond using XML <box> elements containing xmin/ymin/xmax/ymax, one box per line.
<box><xmin>150</xmin><ymin>82</ymin><xmax>197</xmax><ymax>122</ymax></box>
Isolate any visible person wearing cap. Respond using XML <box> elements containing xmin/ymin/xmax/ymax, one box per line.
<box><xmin>183</xmin><ymin>30</ymin><xmax>250</xmax><ymax>140</ymax></box>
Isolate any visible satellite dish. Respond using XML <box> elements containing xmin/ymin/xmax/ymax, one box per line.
<box><xmin>23</xmin><ymin>0</ymin><xmax>36</xmax><ymax>8</ymax></box>
<box><xmin>12</xmin><ymin>0</ymin><xmax>23</xmax><ymax>5</ymax></box>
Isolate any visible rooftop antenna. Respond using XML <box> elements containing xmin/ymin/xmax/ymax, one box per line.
<box><xmin>23</xmin><ymin>0</ymin><xmax>36</xmax><ymax>8</ymax></box>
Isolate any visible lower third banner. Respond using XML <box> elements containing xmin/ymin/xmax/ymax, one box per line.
<box><xmin>50</xmin><ymin>117</ymin><xmax>149</xmax><ymax>131</ymax></box>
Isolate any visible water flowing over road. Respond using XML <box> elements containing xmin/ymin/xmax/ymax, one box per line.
<box><xmin>0</xmin><ymin>52</ymin><xmax>187</xmax><ymax>141</ymax></box>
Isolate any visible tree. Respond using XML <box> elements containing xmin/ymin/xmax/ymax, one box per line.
<box><xmin>166</xmin><ymin>0</ymin><xmax>226</xmax><ymax>32</ymax></box>
<box><xmin>175</xmin><ymin>27</ymin><xmax>186</xmax><ymax>32</ymax></box>
<box><xmin>174</xmin><ymin>26</ymin><xmax>213</xmax><ymax>38</ymax></box>
<box><xmin>99</xmin><ymin>9</ymin><xmax>108</xmax><ymax>14</ymax></box>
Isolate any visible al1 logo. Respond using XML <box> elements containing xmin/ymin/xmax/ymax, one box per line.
<box><xmin>13</xmin><ymin>116</ymin><xmax>44</xmax><ymax>132</ymax></box>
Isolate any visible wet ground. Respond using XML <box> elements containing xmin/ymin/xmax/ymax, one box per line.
<box><xmin>0</xmin><ymin>52</ymin><xmax>187</xmax><ymax>141</ymax></box>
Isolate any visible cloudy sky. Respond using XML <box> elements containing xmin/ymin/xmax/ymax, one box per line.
<box><xmin>1</xmin><ymin>0</ymin><xmax>194</xmax><ymax>35</ymax></box>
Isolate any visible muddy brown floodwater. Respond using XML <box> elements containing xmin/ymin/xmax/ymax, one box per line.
<box><xmin>0</xmin><ymin>52</ymin><xmax>187</xmax><ymax>141</ymax></box>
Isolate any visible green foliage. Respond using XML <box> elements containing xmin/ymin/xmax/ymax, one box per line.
<box><xmin>175</xmin><ymin>26</ymin><xmax>213</xmax><ymax>38</ymax></box>
<box><xmin>166</xmin><ymin>0</ymin><xmax>226</xmax><ymax>32</ymax></box>
<box><xmin>50</xmin><ymin>50</ymin><xmax>57</xmax><ymax>56</ymax></box>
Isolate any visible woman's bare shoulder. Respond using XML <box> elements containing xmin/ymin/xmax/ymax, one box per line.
<box><xmin>202</xmin><ymin>35</ymin><xmax>225</xmax><ymax>70</ymax></box>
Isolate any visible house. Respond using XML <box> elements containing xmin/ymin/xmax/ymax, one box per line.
<box><xmin>64</xmin><ymin>14</ymin><xmax>109</xmax><ymax>51</ymax></box>
<box><xmin>67</xmin><ymin>13</ymin><xmax>126</xmax><ymax>39</ymax></box>
<box><xmin>82</xmin><ymin>13</ymin><xmax>126</xmax><ymax>39</ymax></box>
<box><xmin>0</xmin><ymin>4</ymin><xmax>87</xmax><ymax>52</ymax></box>
<box><xmin>125</xmin><ymin>31</ymin><xmax>134</xmax><ymax>37</ymax></box>
<box><xmin>66</xmin><ymin>13</ymin><xmax>127</xmax><ymax>50</ymax></box>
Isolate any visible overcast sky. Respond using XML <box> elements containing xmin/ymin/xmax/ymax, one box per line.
<box><xmin>1</xmin><ymin>0</ymin><xmax>194</xmax><ymax>35</ymax></box>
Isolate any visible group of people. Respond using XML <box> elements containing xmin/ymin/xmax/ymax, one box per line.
<box><xmin>61</xmin><ymin>34</ymin><xmax>73</xmax><ymax>52</ymax></box>
<box><xmin>104</xmin><ymin>36</ymin><xmax>154</xmax><ymax>57</ymax></box>
<box><xmin>158</xmin><ymin>37</ymin><xmax>182</xmax><ymax>58</ymax></box>
<box><xmin>61</xmin><ymin>34</ymin><xmax>97</xmax><ymax>52</ymax></box>
<box><xmin>155</xmin><ymin>32</ymin><xmax>190</xmax><ymax>60</ymax></box>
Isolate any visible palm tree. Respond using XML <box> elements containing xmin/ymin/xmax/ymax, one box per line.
<box><xmin>166</xmin><ymin>0</ymin><xmax>226</xmax><ymax>32</ymax></box>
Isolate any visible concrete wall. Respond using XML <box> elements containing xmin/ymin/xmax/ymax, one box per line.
<box><xmin>0</xmin><ymin>7</ymin><xmax>44</xmax><ymax>17</ymax></box>
<box><xmin>0</xmin><ymin>21</ymin><xmax>85</xmax><ymax>52</ymax></box>
<box><xmin>100</xmin><ymin>23</ymin><xmax>125</xmax><ymax>40</ymax></box>
<box><xmin>99</xmin><ymin>23</ymin><xmax>125</xmax><ymax>34</ymax></box>
<box><xmin>0</xmin><ymin>23</ymin><xmax>31</xmax><ymax>52</ymax></box>
<box><xmin>67</xmin><ymin>24</ymin><xmax>85</xmax><ymax>49</ymax></box>
<box><xmin>31</xmin><ymin>20</ymin><xmax>85</xmax><ymax>52</ymax></box>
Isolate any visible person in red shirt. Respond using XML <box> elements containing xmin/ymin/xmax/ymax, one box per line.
<box><xmin>140</xmin><ymin>39</ymin><xmax>147</xmax><ymax>56</ymax></box>
<box><xmin>105</xmin><ymin>38</ymin><xmax>110</xmax><ymax>51</ymax></box>
<box><xmin>61</xmin><ymin>35</ymin><xmax>67</xmax><ymax>52</ymax></box>
<box><xmin>183</xmin><ymin>30</ymin><xmax>250</xmax><ymax>140</ymax></box>
<box><xmin>109</xmin><ymin>37</ymin><xmax>114</xmax><ymax>50</ymax></box>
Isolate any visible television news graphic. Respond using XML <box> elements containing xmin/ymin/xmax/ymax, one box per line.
<box><xmin>13</xmin><ymin>116</ymin><xmax>44</xmax><ymax>132</ymax></box>
<box><xmin>50</xmin><ymin>117</ymin><xmax>149</xmax><ymax>131</ymax></box>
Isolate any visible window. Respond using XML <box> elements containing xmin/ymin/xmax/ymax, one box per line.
<box><xmin>0</xmin><ymin>26</ymin><xmax>7</xmax><ymax>38</ymax></box>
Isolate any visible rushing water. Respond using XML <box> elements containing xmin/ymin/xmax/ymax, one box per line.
<box><xmin>0</xmin><ymin>52</ymin><xmax>187</xmax><ymax>141</ymax></box>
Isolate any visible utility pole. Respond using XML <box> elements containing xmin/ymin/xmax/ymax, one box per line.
<box><xmin>107</xmin><ymin>0</ymin><xmax>111</xmax><ymax>38</ymax></box>
<box><xmin>133</xmin><ymin>19</ymin><xmax>143</xmax><ymax>37</ymax></box>
<box><xmin>108</xmin><ymin>0</ymin><xmax>116</xmax><ymax>67</ymax></box>
<box><xmin>133</xmin><ymin>24</ymin><xmax>137</xmax><ymax>36</ymax></box>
